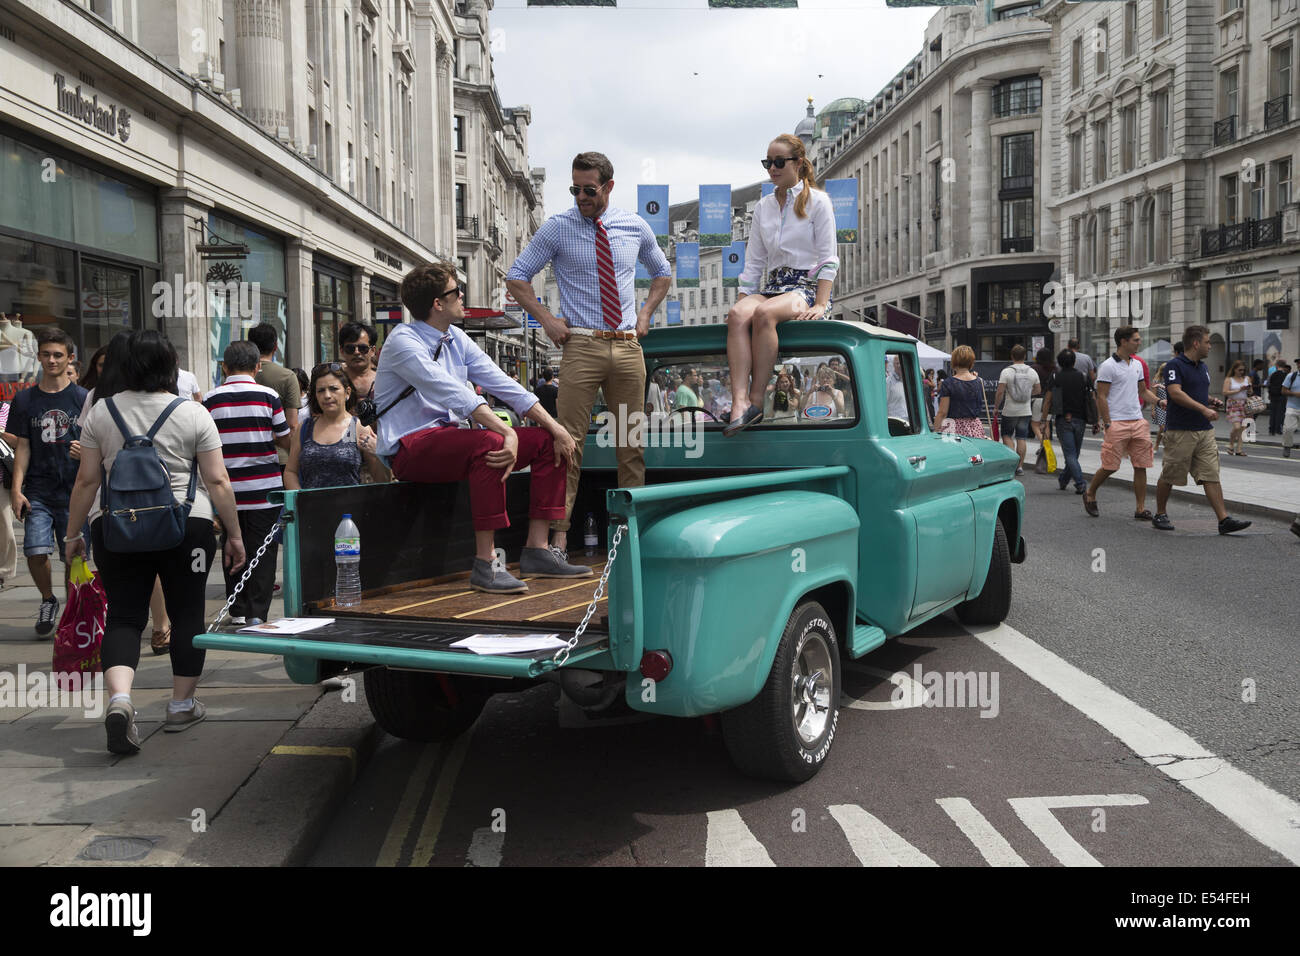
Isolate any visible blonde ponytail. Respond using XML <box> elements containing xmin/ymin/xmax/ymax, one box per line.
<box><xmin>794</xmin><ymin>157</ymin><xmax>817</xmax><ymax>219</ymax></box>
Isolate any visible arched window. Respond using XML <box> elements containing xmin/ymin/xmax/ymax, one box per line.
<box><xmin>1140</xmin><ymin>197</ymin><xmax>1157</xmax><ymax>264</ymax></box>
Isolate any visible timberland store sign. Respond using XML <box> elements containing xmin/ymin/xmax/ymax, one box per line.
<box><xmin>53</xmin><ymin>73</ymin><xmax>131</xmax><ymax>143</ymax></box>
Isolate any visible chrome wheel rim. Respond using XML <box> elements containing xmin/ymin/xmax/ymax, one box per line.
<box><xmin>790</xmin><ymin>630</ymin><xmax>833</xmax><ymax>746</ymax></box>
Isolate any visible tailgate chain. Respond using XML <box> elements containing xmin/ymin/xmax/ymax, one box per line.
<box><xmin>554</xmin><ymin>523</ymin><xmax>627</xmax><ymax>667</ymax></box>
<box><xmin>208</xmin><ymin>516</ymin><xmax>286</xmax><ymax>632</ymax></box>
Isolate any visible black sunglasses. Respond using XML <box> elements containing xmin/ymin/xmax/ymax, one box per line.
<box><xmin>569</xmin><ymin>185</ymin><xmax>601</xmax><ymax>197</ymax></box>
<box><xmin>439</xmin><ymin>284</ymin><xmax>465</xmax><ymax>300</ymax></box>
<box><xmin>760</xmin><ymin>156</ymin><xmax>798</xmax><ymax>170</ymax></box>
<box><xmin>341</xmin><ymin>343</ymin><xmax>371</xmax><ymax>355</ymax></box>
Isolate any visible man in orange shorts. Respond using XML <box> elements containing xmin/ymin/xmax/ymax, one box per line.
<box><xmin>1083</xmin><ymin>326</ymin><xmax>1164</xmax><ymax>519</ymax></box>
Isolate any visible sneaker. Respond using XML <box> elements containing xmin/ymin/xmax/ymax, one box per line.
<box><xmin>228</xmin><ymin>616</ymin><xmax>247</xmax><ymax>627</ymax></box>
<box><xmin>1083</xmin><ymin>496</ymin><xmax>1099</xmax><ymax>517</ymax></box>
<box><xmin>1151</xmin><ymin>513</ymin><xmax>1175</xmax><ymax>531</ymax></box>
<box><xmin>105</xmin><ymin>699</ymin><xmax>141</xmax><ymax>755</ymax></box>
<box><xmin>164</xmin><ymin>698</ymin><xmax>207</xmax><ymax>733</ymax></box>
<box><xmin>469</xmin><ymin>557</ymin><xmax>528</xmax><ymax>594</ymax></box>
<box><xmin>35</xmin><ymin>596</ymin><xmax>58</xmax><ymax>637</ymax></box>
<box><xmin>1015</xmin><ymin>467</ymin><xmax>1025</xmax><ymax>476</ymax></box>
<box><xmin>1217</xmin><ymin>516</ymin><xmax>1251</xmax><ymax>535</ymax></box>
<box><xmin>520</xmin><ymin>546</ymin><xmax>594</xmax><ymax>579</ymax></box>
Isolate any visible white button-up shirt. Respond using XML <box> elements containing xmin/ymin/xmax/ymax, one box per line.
<box><xmin>737</xmin><ymin>181</ymin><xmax>840</xmax><ymax>295</ymax></box>
<box><xmin>373</xmin><ymin>320</ymin><xmax>538</xmax><ymax>459</ymax></box>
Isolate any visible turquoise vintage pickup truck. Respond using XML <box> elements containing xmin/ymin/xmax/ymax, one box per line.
<box><xmin>196</xmin><ymin>321</ymin><xmax>1025</xmax><ymax>781</ymax></box>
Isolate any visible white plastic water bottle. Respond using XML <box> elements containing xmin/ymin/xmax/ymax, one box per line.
<box><xmin>334</xmin><ymin>513</ymin><xmax>361</xmax><ymax>608</ymax></box>
<box><xmin>583</xmin><ymin>513</ymin><xmax>599</xmax><ymax>556</ymax></box>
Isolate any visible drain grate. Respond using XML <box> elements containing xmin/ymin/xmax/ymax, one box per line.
<box><xmin>78</xmin><ymin>836</ymin><xmax>156</xmax><ymax>862</ymax></box>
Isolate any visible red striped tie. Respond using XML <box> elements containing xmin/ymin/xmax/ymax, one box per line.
<box><xmin>593</xmin><ymin>218</ymin><xmax>622</xmax><ymax>330</ymax></box>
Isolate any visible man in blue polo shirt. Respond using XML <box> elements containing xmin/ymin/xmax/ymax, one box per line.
<box><xmin>1152</xmin><ymin>325</ymin><xmax>1250</xmax><ymax>534</ymax></box>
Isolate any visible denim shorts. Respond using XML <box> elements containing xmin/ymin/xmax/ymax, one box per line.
<box><xmin>22</xmin><ymin>495</ymin><xmax>88</xmax><ymax>562</ymax></box>
<box><xmin>1001</xmin><ymin>415</ymin><xmax>1032</xmax><ymax>440</ymax></box>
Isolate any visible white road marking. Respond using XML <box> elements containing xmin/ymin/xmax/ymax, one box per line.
<box><xmin>704</xmin><ymin>809</ymin><xmax>775</xmax><ymax>867</ymax></box>
<box><xmin>1007</xmin><ymin>794</ymin><xmax>1148</xmax><ymax>867</ymax></box>
<box><xmin>935</xmin><ymin>797</ymin><xmax>1028</xmax><ymax>867</ymax></box>
<box><xmin>828</xmin><ymin>804</ymin><xmax>938</xmax><ymax>867</ymax></box>
<box><xmin>841</xmin><ymin>663</ymin><xmax>932</xmax><ymax>710</ymax></box>
<box><xmin>465</xmin><ymin>826</ymin><xmax>504</xmax><ymax>867</ymax></box>
<box><xmin>970</xmin><ymin>622</ymin><xmax>1300</xmax><ymax>865</ymax></box>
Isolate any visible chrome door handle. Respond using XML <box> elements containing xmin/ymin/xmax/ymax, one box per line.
<box><xmin>908</xmin><ymin>455</ymin><xmax>927</xmax><ymax>466</ymax></box>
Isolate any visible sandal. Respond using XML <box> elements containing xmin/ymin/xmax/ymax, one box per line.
<box><xmin>150</xmin><ymin>626</ymin><xmax>171</xmax><ymax>656</ymax></box>
<box><xmin>1134</xmin><ymin>510</ymin><xmax>1153</xmax><ymax>521</ymax></box>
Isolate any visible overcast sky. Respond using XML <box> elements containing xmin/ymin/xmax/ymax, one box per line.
<box><xmin>491</xmin><ymin>0</ymin><xmax>937</xmax><ymax>217</ymax></box>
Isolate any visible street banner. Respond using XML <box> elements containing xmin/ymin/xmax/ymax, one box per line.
<box><xmin>667</xmin><ymin>300</ymin><xmax>682</xmax><ymax>326</ymax></box>
<box><xmin>638</xmin><ymin>184</ymin><xmax>670</xmax><ymax>250</ymax></box>
<box><xmin>698</xmin><ymin>185</ymin><xmax>732</xmax><ymax>247</ymax></box>
<box><xmin>636</xmin><ymin>259</ymin><xmax>650</xmax><ymax>290</ymax></box>
<box><xmin>722</xmin><ymin>241</ymin><xmax>746</xmax><ymax>288</ymax></box>
<box><xmin>675</xmin><ymin>241</ymin><xmax>699</xmax><ymax>288</ymax></box>
<box><xmin>825</xmin><ymin>179</ymin><xmax>859</xmax><ymax>243</ymax></box>
<box><xmin>761</xmin><ymin>181</ymin><xmax>774</xmax><ymax>199</ymax></box>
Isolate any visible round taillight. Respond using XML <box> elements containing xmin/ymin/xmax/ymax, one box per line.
<box><xmin>640</xmin><ymin>650</ymin><xmax>673</xmax><ymax>683</ymax></box>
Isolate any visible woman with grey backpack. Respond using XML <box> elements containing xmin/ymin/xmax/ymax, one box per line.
<box><xmin>63</xmin><ymin>331</ymin><xmax>245</xmax><ymax>755</ymax></box>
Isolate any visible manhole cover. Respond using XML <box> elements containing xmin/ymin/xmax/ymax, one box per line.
<box><xmin>78</xmin><ymin>836</ymin><xmax>156</xmax><ymax>862</ymax></box>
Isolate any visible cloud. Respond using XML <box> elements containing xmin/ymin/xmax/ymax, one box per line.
<box><xmin>492</xmin><ymin>0</ymin><xmax>936</xmax><ymax>215</ymax></box>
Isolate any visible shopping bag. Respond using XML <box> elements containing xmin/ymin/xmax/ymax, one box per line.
<box><xmin>1043</xmin><ymin>438</ymin><xmax>1058</xmax><ymax>473</ymax></box>
<box><xmin>53</xmin><ymin>557</ymin><xmax>106</xmax><ymax>691</ymax></box>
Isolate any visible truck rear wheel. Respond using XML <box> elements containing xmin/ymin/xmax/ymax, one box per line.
<box><xmin>363</xmin><ymin>668</ymin><xmax>490</xmax><ymax>742</ymax></box>
<box><xmin>721</xmin><ymin>601</ymin><xmax>840</xmax><ymax>783</ymax></box>
<box><xmin>956</xmin><ymin>519</ymin><xmax>1012</xmax><ymax>625</ymax></box>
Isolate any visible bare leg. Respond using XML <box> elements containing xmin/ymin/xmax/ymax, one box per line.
<box><xmin>150</xmin><ymin>577</ymin><xmax>170</xmax><ymax>634</ymax></box>
<box><xmin>1016</xmin><ymin>438</ymin><xmax>1027</xmax><ymax>469</ymax></box>
<box><xmin>524</xmin><ymin>518</ymin><xmax>550</xmax><ymax>551</ymax></box>
<box><xmin>172</xmin><ymin>676</ymin><xmax>199</xmax><ymax>703</ymax></box>
<box><xmin>726</xmin><ymin>297</ymin><xmax>762</xmax><ymax>416</ymax></box>
<box><xmin>105</xmin><ymin>664</ymin><xmax>134</xmax><ymax>699</ymax></box>
<box><xmin>1155</xmin><ymin>478</ymin><xmax>1173</xmax><ymax>515</ymax></box>
<box><xmin>474</xmin><ymin>530</ymin><xmax>497</xmax><ymax>563</ymax></box>
<box><xmin>1085</xmin><ymin>467</ymin><xmax>1115</xmax><ymax>503</ymax></box>
<box><xmin>28</xmin><ymin>554</ymin><xmax>53</xmax><ymax>600</ymax></box>
<box><xmin>1132</xmin><ymin>467</ymin><xmax>1147</xmax><ymax>513</ymax></box>
<box><xmin>749</xmin><ymin>293</ymin><xmax>804</xmax><ymax>408</ymax></box>
<box><xmin>1201</xmin><ymin>482</ymin><xmax>1230</xmax><ymax>521</ymax></box>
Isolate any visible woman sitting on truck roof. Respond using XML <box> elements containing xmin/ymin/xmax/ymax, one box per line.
<box><xmin>284</xmin><ymin>363</ymin><xmax>390</xmax><ymax>491</ymax></box>
<box><xmin>933</xmin><ymin>345</ymin><xmax>993</xmax><ymax>440</ymax></box>
<box><xmin>724</xmin><ymin>133</ymin><xmax>838</xmax><ymax>437</ymax></box>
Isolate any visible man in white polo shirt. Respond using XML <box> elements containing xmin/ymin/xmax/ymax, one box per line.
<box><xmin>1083</xmin><ymin>326</ymin><xmax>1164</xmax><ymax>520</ymax></box>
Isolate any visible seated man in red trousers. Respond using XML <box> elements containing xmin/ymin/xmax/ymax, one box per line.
<box><xmin>374</xmin><ymin>261</ymin><xmax>591</xmax><ymax>592</ymax></box>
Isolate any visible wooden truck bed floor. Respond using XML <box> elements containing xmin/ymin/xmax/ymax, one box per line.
<box><xmin>319</xmin><ymin>555</ymin><xmax>608</xmax><ymax>629</ymax></box>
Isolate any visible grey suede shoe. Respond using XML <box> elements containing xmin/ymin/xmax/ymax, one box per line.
<box><xmin>519</xmin><ymin>546</ymin><xmax>594</xmax><ymax>578</ymax></box>
<box><xmin>105</xmin><ymin>699</ymin><xmax>141</xmax><ymax>755</ymax></box>
<box><xmin>164</xmin><ymin>698</ymin><xmax>207</xmax><ymax>733</ymax></box>
<box><xmin>470</xmin><ymin>557</ymin><xmax>528</xmax><ymax>593</ymax></box>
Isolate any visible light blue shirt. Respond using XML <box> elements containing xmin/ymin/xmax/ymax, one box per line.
<box><xmin>506</xmin><ymin>205</ymin><xmax>671</xmax><ymax>330</ymax></box>
<box><xmin>373</xmin><ymin>320</ymin><xmax>538</xmax><ymax>458</ymax></box>
<box><xmin>1285</xmin><ymin>370</ymin><xmax>1300</xmax><ymax>411</ymax></box>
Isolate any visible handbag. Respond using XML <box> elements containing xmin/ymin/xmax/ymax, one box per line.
<box><xmin>1085</xmin><ymin>386</ymin><xmax>1100</xmax><ymax>426</ymax></box>
<box><xmin>1244</xmin><ymin>394</ymin><xmax>1268</xmax><ymax>417</ymax></box>
<box><xmin>52</xmin><ymin>556</ymin><xmax>106</xmax><ymax>690</ymax></box>
<box><xmin>1042</xmin><ymin>419</ymin><xmax>1058</xmax><ymax>473</ymax></box>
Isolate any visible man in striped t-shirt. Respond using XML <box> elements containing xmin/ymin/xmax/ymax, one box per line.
<box><xmin>204</xmin><ymin>341</ymin><xmax>290</xmax><ymax>625</ymax></box>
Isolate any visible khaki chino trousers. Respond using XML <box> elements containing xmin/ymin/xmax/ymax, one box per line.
<box><xmin>552</xmin><ymin>335</ymin><xmax>646</xmax><ymax>533</ymax></box>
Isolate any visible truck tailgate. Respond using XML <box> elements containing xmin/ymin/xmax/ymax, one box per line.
<box><xmin>194</xmin><ymin>618</ymin><xmax>608</xmax><ymax>680</ymax></box>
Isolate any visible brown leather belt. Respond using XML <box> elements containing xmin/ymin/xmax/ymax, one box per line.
<box><xmin>568</xmin><ymin>327</ymin><xmax>638</xmax><ymax>340</ymax></box>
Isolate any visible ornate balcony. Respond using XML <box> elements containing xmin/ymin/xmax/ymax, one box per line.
<box><xmin>1214</xmin><ymin>115</ymin><xmax>1237</xmax><ymax>146</ymax></box>
<box><xmin>1265</xmin><ymin>95</ymin><xmax>1290</xmax><ymax>131</ymax></box>
<box><xmin>1200</xmin><ymin>214</ymin><xmax>1283</xmax><ymax>256</ymax></box>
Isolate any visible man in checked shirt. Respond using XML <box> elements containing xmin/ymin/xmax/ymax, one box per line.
<box><xmin>507</xmin><ymin>152</ymin><xmax>672</xmax><ymax>557</ymax></box>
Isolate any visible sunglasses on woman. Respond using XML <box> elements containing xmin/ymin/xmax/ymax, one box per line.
<box><xmin>312</xmin><ymin>361</ymin><xmax>347</xmax><ymax>377</ymax></box>
<box><xmin>341</xmin><ymin>343</ymin><xmax>371</xmax><ymax>355</ymax></box>
<box><xmin>569</xmin><ymin>185</ymin><xmax>601</xmax><ymax>197</ymax></box>
<box><xmin>760</xmin><ymin>156</ymin><xmax>798</xmax><ymax>170</ymax></box>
